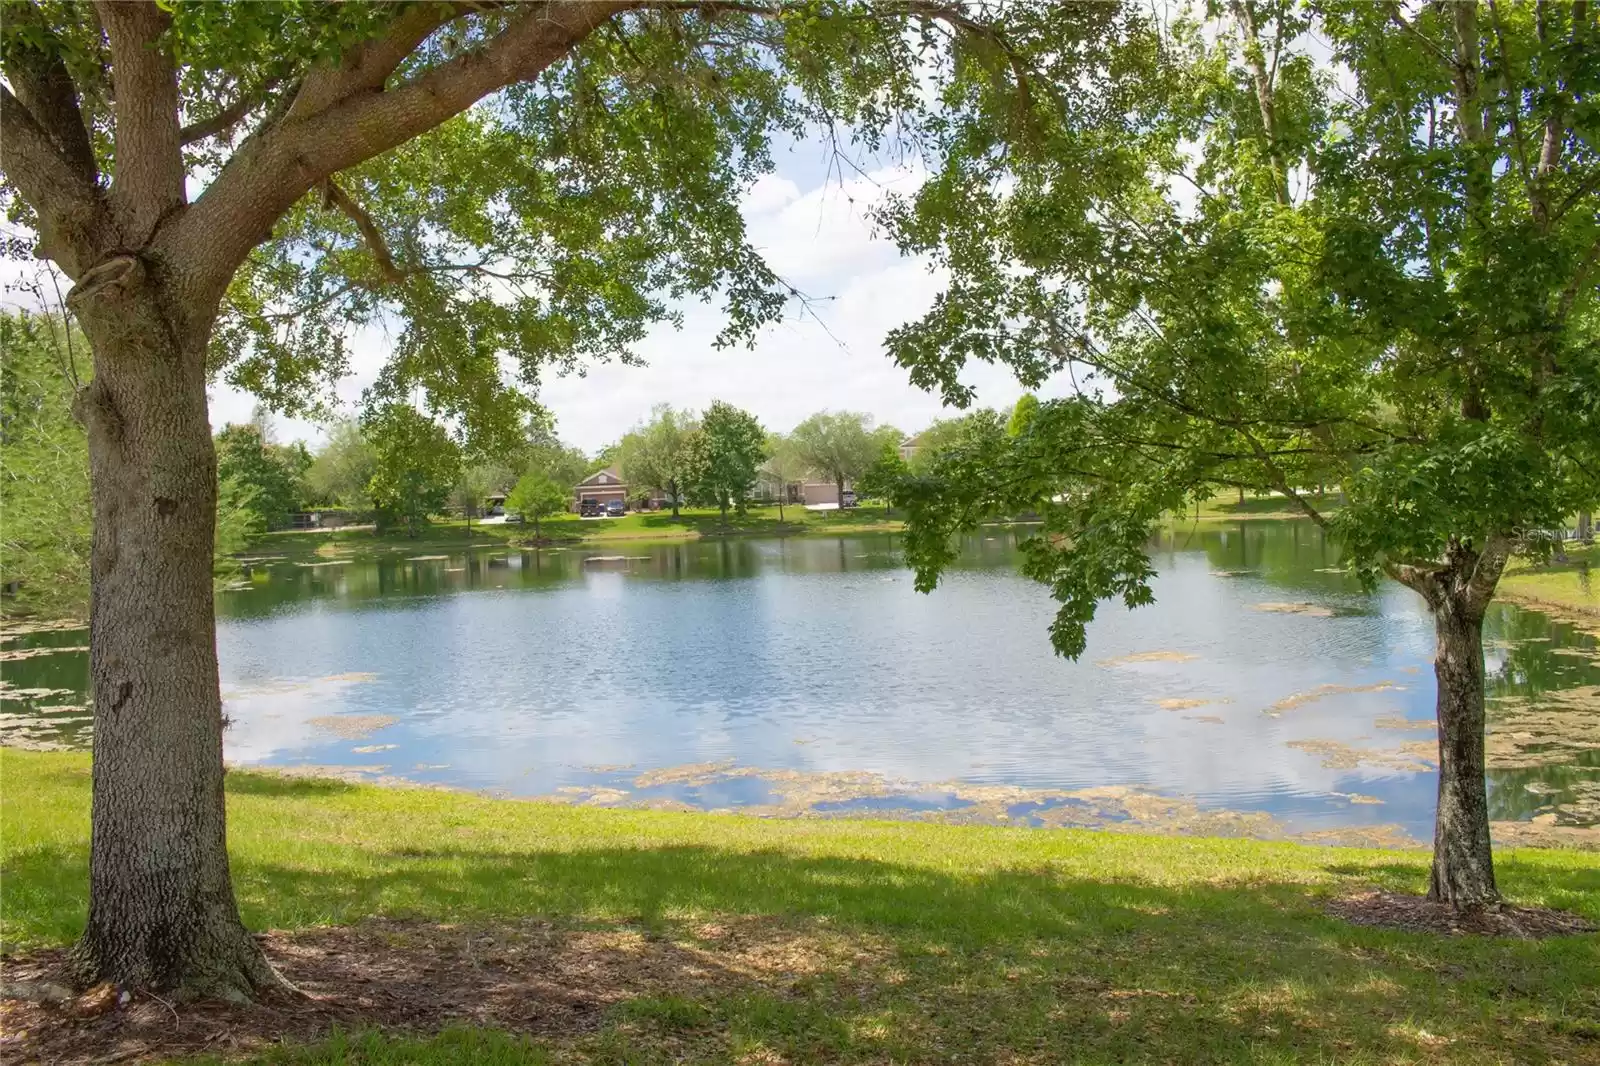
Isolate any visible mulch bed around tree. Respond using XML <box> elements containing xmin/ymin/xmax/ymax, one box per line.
<box><xmin>1</xmin><ymin>916</ymin><xmax>847</xmax><ymax>1066</ymax></box>
<box><xmin>1326</xmin><ymin>890</ymin><xmax>1597</xmax><ymax>938</ymax></box>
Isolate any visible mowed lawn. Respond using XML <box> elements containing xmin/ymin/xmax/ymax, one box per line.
<box><xmin>3</xmin><ymin>749</ymin><xmax>1598</xmax><ymax>1064</ymax></box>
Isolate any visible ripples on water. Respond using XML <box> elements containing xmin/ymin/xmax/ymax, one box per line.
<box><xmin>3</xmin><ymin>522</ymin><xmax>1597</xmax><ymax>845</ymax></box>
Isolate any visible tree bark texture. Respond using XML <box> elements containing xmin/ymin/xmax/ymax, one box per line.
<box><xmin>66</xmin><ymin>256</ymin><xmax>284</xmax><ymax>1000</ymax></box>
<box><xmin>1428</xmin><ymin>594</ymin><xmax>1498</xmax><ymax>906</ymax></box>
<box><xmin>1391</xmin><ymin>536</ymin><xmax>1508</xmax><ymax>908</ymax></box>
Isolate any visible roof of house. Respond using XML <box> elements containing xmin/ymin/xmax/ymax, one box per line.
<box><xmin>900</xmin><ymin>433</ymin><xmax>924</xmax><ymax>448</ymax></box>
<box><xmin>576</xmin><ymin>466</ymin><xmax>625</xmax><ymax>489</ymax></box>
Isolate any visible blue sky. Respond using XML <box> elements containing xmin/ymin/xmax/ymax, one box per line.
<box><xmin>205</xmin><ymin>136</ymin><xmax>1068</xmax><ymax>455</ymax></box>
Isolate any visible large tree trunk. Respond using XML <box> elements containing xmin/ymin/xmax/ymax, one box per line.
<box><xmin>1428</xmin><ymin>593</ymin><xmax>1498</xmax><ymax>906</ymax></box>
<box><xmin>67</xmin><ymin>256</ymin><xmax>284</xmax><ymax>1001</ymax></box>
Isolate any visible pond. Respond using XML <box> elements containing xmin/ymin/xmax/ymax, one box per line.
<box><xmin>4</xmin><ymin>520</ymin><xmax>1597</xmax><ymax>847</ymax></box>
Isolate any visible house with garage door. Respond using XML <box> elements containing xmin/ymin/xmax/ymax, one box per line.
<box><xmin>574</xmin><ymin>467</ymin><xmax>630</xmax><ymax>511</ymax></box>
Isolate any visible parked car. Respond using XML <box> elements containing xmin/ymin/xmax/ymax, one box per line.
<box><xmin>579</xmin><ymin>499</ymin><xmax>602</xmax><ymax>517</ymax></box>
<box><xmin>605</xmin><ymin>500</ymin><xmax>626</xmax><ymax>517</ymax></box>
<box><xmin>841</xmin><ymin>490</ymin><xmax>858</xmax><ymax>508</ymax></box>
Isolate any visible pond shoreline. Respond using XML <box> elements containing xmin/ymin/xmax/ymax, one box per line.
<box><xmin>235</xmin><ymin>755</ymin><xmax>1600</xmax><ymax>852</ymax></box>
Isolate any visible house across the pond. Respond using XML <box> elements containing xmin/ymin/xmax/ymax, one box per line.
<box><xmin>574</xmin><ymin>467</ymin><xmax>630</xmax><ymax>511</ymax></box>
<box><xmin>572</xmin><ymin>467</ymin><xmax>674</xmax><ymax>512</ymax></box>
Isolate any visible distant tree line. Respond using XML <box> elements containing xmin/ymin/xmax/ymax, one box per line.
<box><xmin>3</xmin><ymin>306</ymin><xmax>1057</xmax><ymax>617</ymax></box>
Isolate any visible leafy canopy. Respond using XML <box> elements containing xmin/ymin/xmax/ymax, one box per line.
<box><xmin>304</xmin><ymin>418</ymin><xmax>376</xmax><ymax>510</ymax></box>
<box><xmin>884</xmin><ymin>0</ymin><xmax>1600</xmax><ymax>656</ymax></box>
<box><xmin>618</xmin><ymin>404</ymin><xmax>699</xmax><ymax>509</ymax></box>
<box><xmin>0</xmin><ymin>2</ymin><xmax>1116</xmax><ymax>449</ymax></box>
<box><xmin>213</xmin><ymin>423</ymin><xmax>310</xmax><ymax>530</ymax></box>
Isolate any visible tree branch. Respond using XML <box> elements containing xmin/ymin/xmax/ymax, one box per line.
<box><xmin>1383</xmin><ymin>559</ymin><xmax>1443</xmax><ymax>603</ymax></box>
<box><xmin>1386</xmin><ymin>3</ymin><xmax>1455</xmax><ymax>69</ymax></box>
<box><xmin>1463</xmin><ymin>532</ymin><xmax>1511</xmax><ymax>614</ymax></box>
<box><xmin>284</xmin><ymin>2</ymin><xmax>486</xmax><ymax>123</ymax></box>
<box><xmin>98</xmin><ymin>0</ymin><xmax>185</xmax><ymax>244</ymax></box>
<box><xmin>2</xmin><ymin>24</ymin><xmax>98</xmax><ymax>184</ymax></box>
<box><xmin>162</xmin><ymin>1</ymin><xmax>633</xmax><ymax>322</ymax></box>
<box><xmin>1550</xmin><ymin>168</ymin><xmax>1600</xmax><ymax>223</ymax></box>
<box><xmin>319</xmin><ymin>179</ymin><xmax>404</xmax><ymax>286</ymax></box>
<box><xmin>1556</xmin><ymin>235</ymin><xmax>1600</xmax><ymax>322</ymax></box>
<box><xmin>0</xmin><ymin>86</ymin><xmax>111</xmax><ymax>279</ymax></box>
<box><xmin>1231</xmin><ymin>0</ymin><xmax>1289</xmax><ymax>205</ymax></box>
<box><xmin>1486</xmin><ymin>1</ymin><xmax>1535</xmax><ymax>204</ymax></box>
<box><xmin>1533</xmin><ymin>0</ymin><xmax>1581</xmax><ymax>220</ymax></box>
<box><xmin>180</xmin><ymin>80</ymin><xmax>281</xmax><ymax>145</ymax></box>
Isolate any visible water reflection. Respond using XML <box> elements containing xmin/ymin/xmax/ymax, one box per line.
<box><xmin>3</xmin><ymin>521</ymin><xmax>1596</xmax><ymax>842</ymax></box>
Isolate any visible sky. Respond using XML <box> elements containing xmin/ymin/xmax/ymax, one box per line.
<box><xmin>199</xmin><ymin>142</ymin><xmax>1068</xmax><ymax>456</ymax></box>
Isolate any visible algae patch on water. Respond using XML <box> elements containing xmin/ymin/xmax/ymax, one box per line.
<box><xmin>1253</xmin><ymin>602</ymin><xmax>1336</xmax><ymax>618</ymax></box>
<box><xmin>539</xmin><ymin>764</ymin><xmax>1418</xmax><ymax>848</ymax></box>
<box><xmin>1374</xmin><ymin>716</ymin><xmax>1435</xmax><ymax>731</ymax></box>
<box><xmin>1266</xmin><ymin>682</ymin><xmax>1403</xmax><ymax>716</ymax></box>
<box><xmin>1153</xmin><ymin>698</ymin><xmax>1212</xmax><ymax>710</ymax></box>
<box><xmin>0</xmin><ymin>645</ymin><xmax>88</xmax><ymax>662</ymax></box>
<box><xmin>1097</xmin><ymin>650</ymin><xmax>1200</xmax><ymax>667</ymax></box>
<box><xmin>1286</xmin><ymin>738</ymin><xmax>1436</xmax><ymax>772</ymax></box>
<box><xmin>1486</xmin><ymin>685</ymin><xmax>1600</xmax><ymax>769</ymax></box>
<box><xmin>309</xmin><ymin>714</ymin><xmax>397</xmax><ymax>740</ymax></box>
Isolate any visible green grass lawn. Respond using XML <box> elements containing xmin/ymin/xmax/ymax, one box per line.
<box><xmin>1498</xmin><ymin>540</ymin><xmax>1600</xmax><ymax>620</ymax></box>
<box><xmin>1161</xmin><ymin>491</ymin><xmax>1343</xmax><ymax>525</ymax></box>
<box><xmin>4</xmin><ymin>749</ymin><xmax>1598</xmax><ymax>1064</ymax></box>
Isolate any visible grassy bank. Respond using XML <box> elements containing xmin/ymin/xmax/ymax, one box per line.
<box><xmin>250</xmin><ymin>504</ymin><xmax>906</xmax><ymax>559</ymax></box>
<box><xmin>1498</xmin><ymin>541</ymin><xmax>1600</xmax><ymax>620</ymax></box>
<box><xmin>4</xmin><ymin>749</ymin><xmax>1598</xmax><ymax>1064</ymax></box>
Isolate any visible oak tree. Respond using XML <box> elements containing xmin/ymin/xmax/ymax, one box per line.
<box><xmin>2</xmin><ymin>0</ymin><xmax>1130</xmax><ymax>996</ymax></box>
<box><xmin>365</xmin><ymin>403</ymin><xmax>460</xmax><ymax>536</ymax></box>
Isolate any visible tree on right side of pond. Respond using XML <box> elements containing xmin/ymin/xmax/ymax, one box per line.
<box><xmin>788</xmin><ymin>411</ymin><xmax>892</xmax><ymax>506</ymax></box>
<box><xmin>884</xmin><ymin>1</ymin><xmax>1600</xmax><ymax>907</ymax></box>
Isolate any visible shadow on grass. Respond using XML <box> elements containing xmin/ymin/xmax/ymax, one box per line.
<box><xmin>1321</xmin><ymin>858</ymin><xmax>1600</xmax><ymax>911</ymax></box>
<box><xmin>224</xmin><ymin>845</ymin><xmax>1597</xmax><ymax>1063</ymax></box>
<box><xmin>7</xmin><ymin>839</ymin><xmax>1598</xmax><ymax>1062</ymax></box>
<box><xmin>224</xmin><ymin>771</ymin><xmax>360</xmax><ymax>798</ymax></box>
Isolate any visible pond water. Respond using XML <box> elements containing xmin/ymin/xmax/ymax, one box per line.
<box><xmin>4</xmin><ymin>520</ymin><xmax>1597</xmax><ymax>846</ymax></box>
